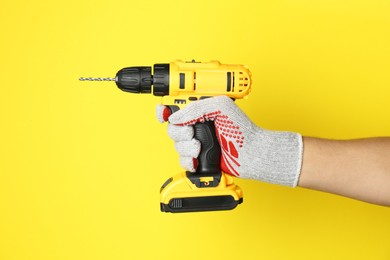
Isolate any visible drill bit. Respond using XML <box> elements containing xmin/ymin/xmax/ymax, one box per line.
<box><xmin>79</xmin><ymin>77</ymin><xmax>116</xmax><ymax>81</ymax></box>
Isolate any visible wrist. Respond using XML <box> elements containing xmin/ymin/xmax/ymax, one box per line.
<box><xmin>241</xmin><ymin>129</ymin><xmax>303</xmax><ymax>187</ymax></box>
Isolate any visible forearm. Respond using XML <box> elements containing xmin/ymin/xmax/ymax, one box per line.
<box><xmin>298</xmin><ymin>137</ymin><xmax>390</xmax><ymax>206</ymax></box>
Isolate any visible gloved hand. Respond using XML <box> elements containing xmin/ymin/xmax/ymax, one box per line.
<box><xmin>156</xmin><ymin>96</ymin><xmax>303</xmax><ymax>187</ymax></box>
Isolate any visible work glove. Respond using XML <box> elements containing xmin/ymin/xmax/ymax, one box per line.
<box><xmin>156</xmin><ymin>96</ymin><xmax>303</xmax><ymax>187</ymax></box>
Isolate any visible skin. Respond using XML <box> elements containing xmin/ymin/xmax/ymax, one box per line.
<box><xmin>298</xmin><ymin>137</ymin><xmax>390</xmax><ymax>207</ymax></box>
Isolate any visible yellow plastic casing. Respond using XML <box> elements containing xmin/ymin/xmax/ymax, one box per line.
<box><xmin>160</xmin><ymin>171</ymin><xmax>243</xmax><ymax>205</ymax></box>
<box><xmin>159</xmin><ymin>60</ymin><xmax>248</xmax><ymax>211</ymax></box>
<box><xmin>161</xmin><ymin>60</ymin><xmax>251</xmax><ymax>108</ymax></box>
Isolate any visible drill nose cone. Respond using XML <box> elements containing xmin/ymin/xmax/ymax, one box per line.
<box><xmin>115</xmin><ymin>66</ymin><xmax>152</xmax><ymax>93</ymax></box>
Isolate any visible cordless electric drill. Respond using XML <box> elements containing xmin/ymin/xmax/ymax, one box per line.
<box><xmin>80</xmin><ymin>60</ymin><xmax>252</xmax><ymax>213</ymax></box>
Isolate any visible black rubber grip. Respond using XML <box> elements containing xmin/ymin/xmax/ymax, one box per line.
<box><xmin>193</xmin><ymin>121</ymin><xmax>221</xmax><ymax>174</ymax></box>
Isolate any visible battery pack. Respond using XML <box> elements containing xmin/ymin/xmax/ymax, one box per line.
<box><xmin>160</xmin><ymin>171</ymin><xmax>243</xmax><ymax>213</ymax></box>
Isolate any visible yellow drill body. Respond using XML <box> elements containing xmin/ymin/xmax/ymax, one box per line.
<box><xmin>158</xmin><ymin>60</ymin><xmax>251</xmax><ymax>212</ymax></box>
<box><xmin>161</xmin><ymin>60</ymin><xmax>251</xmax><ymax>109</ymax></box>
<box><xmin>81</xmin><ymin>60</ymin><xmax>252</xmax><ymax>212</ymax></box>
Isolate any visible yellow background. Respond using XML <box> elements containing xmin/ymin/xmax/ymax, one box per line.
<box><xmin>1</xmin><ymin>0</ymin><xmax>389</xmax><ymax>259</ymax></box>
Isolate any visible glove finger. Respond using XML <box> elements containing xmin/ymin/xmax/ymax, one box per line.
<box><xmin>167</xmin><ymin>124</ymin><xmax>194</xmax><ymax>142</ymax></box>
<box><xmin>156</xmin><ymin>104</ymin><xmax>172</xmax><ymax>123</ymax></box>
<box><xmin>168</xmin><ymin>96</ymin><xmax>233</xmax><ymax>125</ymax></box>
<box><xmin>174</xmin><ymin>139</ymin><xmax>201</xmax><ymax>158</ymax></box>
<box><xmin>179</xmin><ymin>156</ymin><xmax>198</xmax><ymax>172</ymax></box>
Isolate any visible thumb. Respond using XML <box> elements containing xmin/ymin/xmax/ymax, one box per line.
<box><xmin>168</xmin><ymin>96</ymin><xmax>229</xmax><ymax>126</ymax></box>
<box><xmin>155</xmin><ymin>104</ymin><xmax>172</xmax><ymax>123</ymax></box>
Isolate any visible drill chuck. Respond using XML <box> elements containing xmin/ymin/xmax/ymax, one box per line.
<box><xmin>115</xmin><ymin>64</ymin><xmax>169</xmax><ymax>96</ymax></box>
